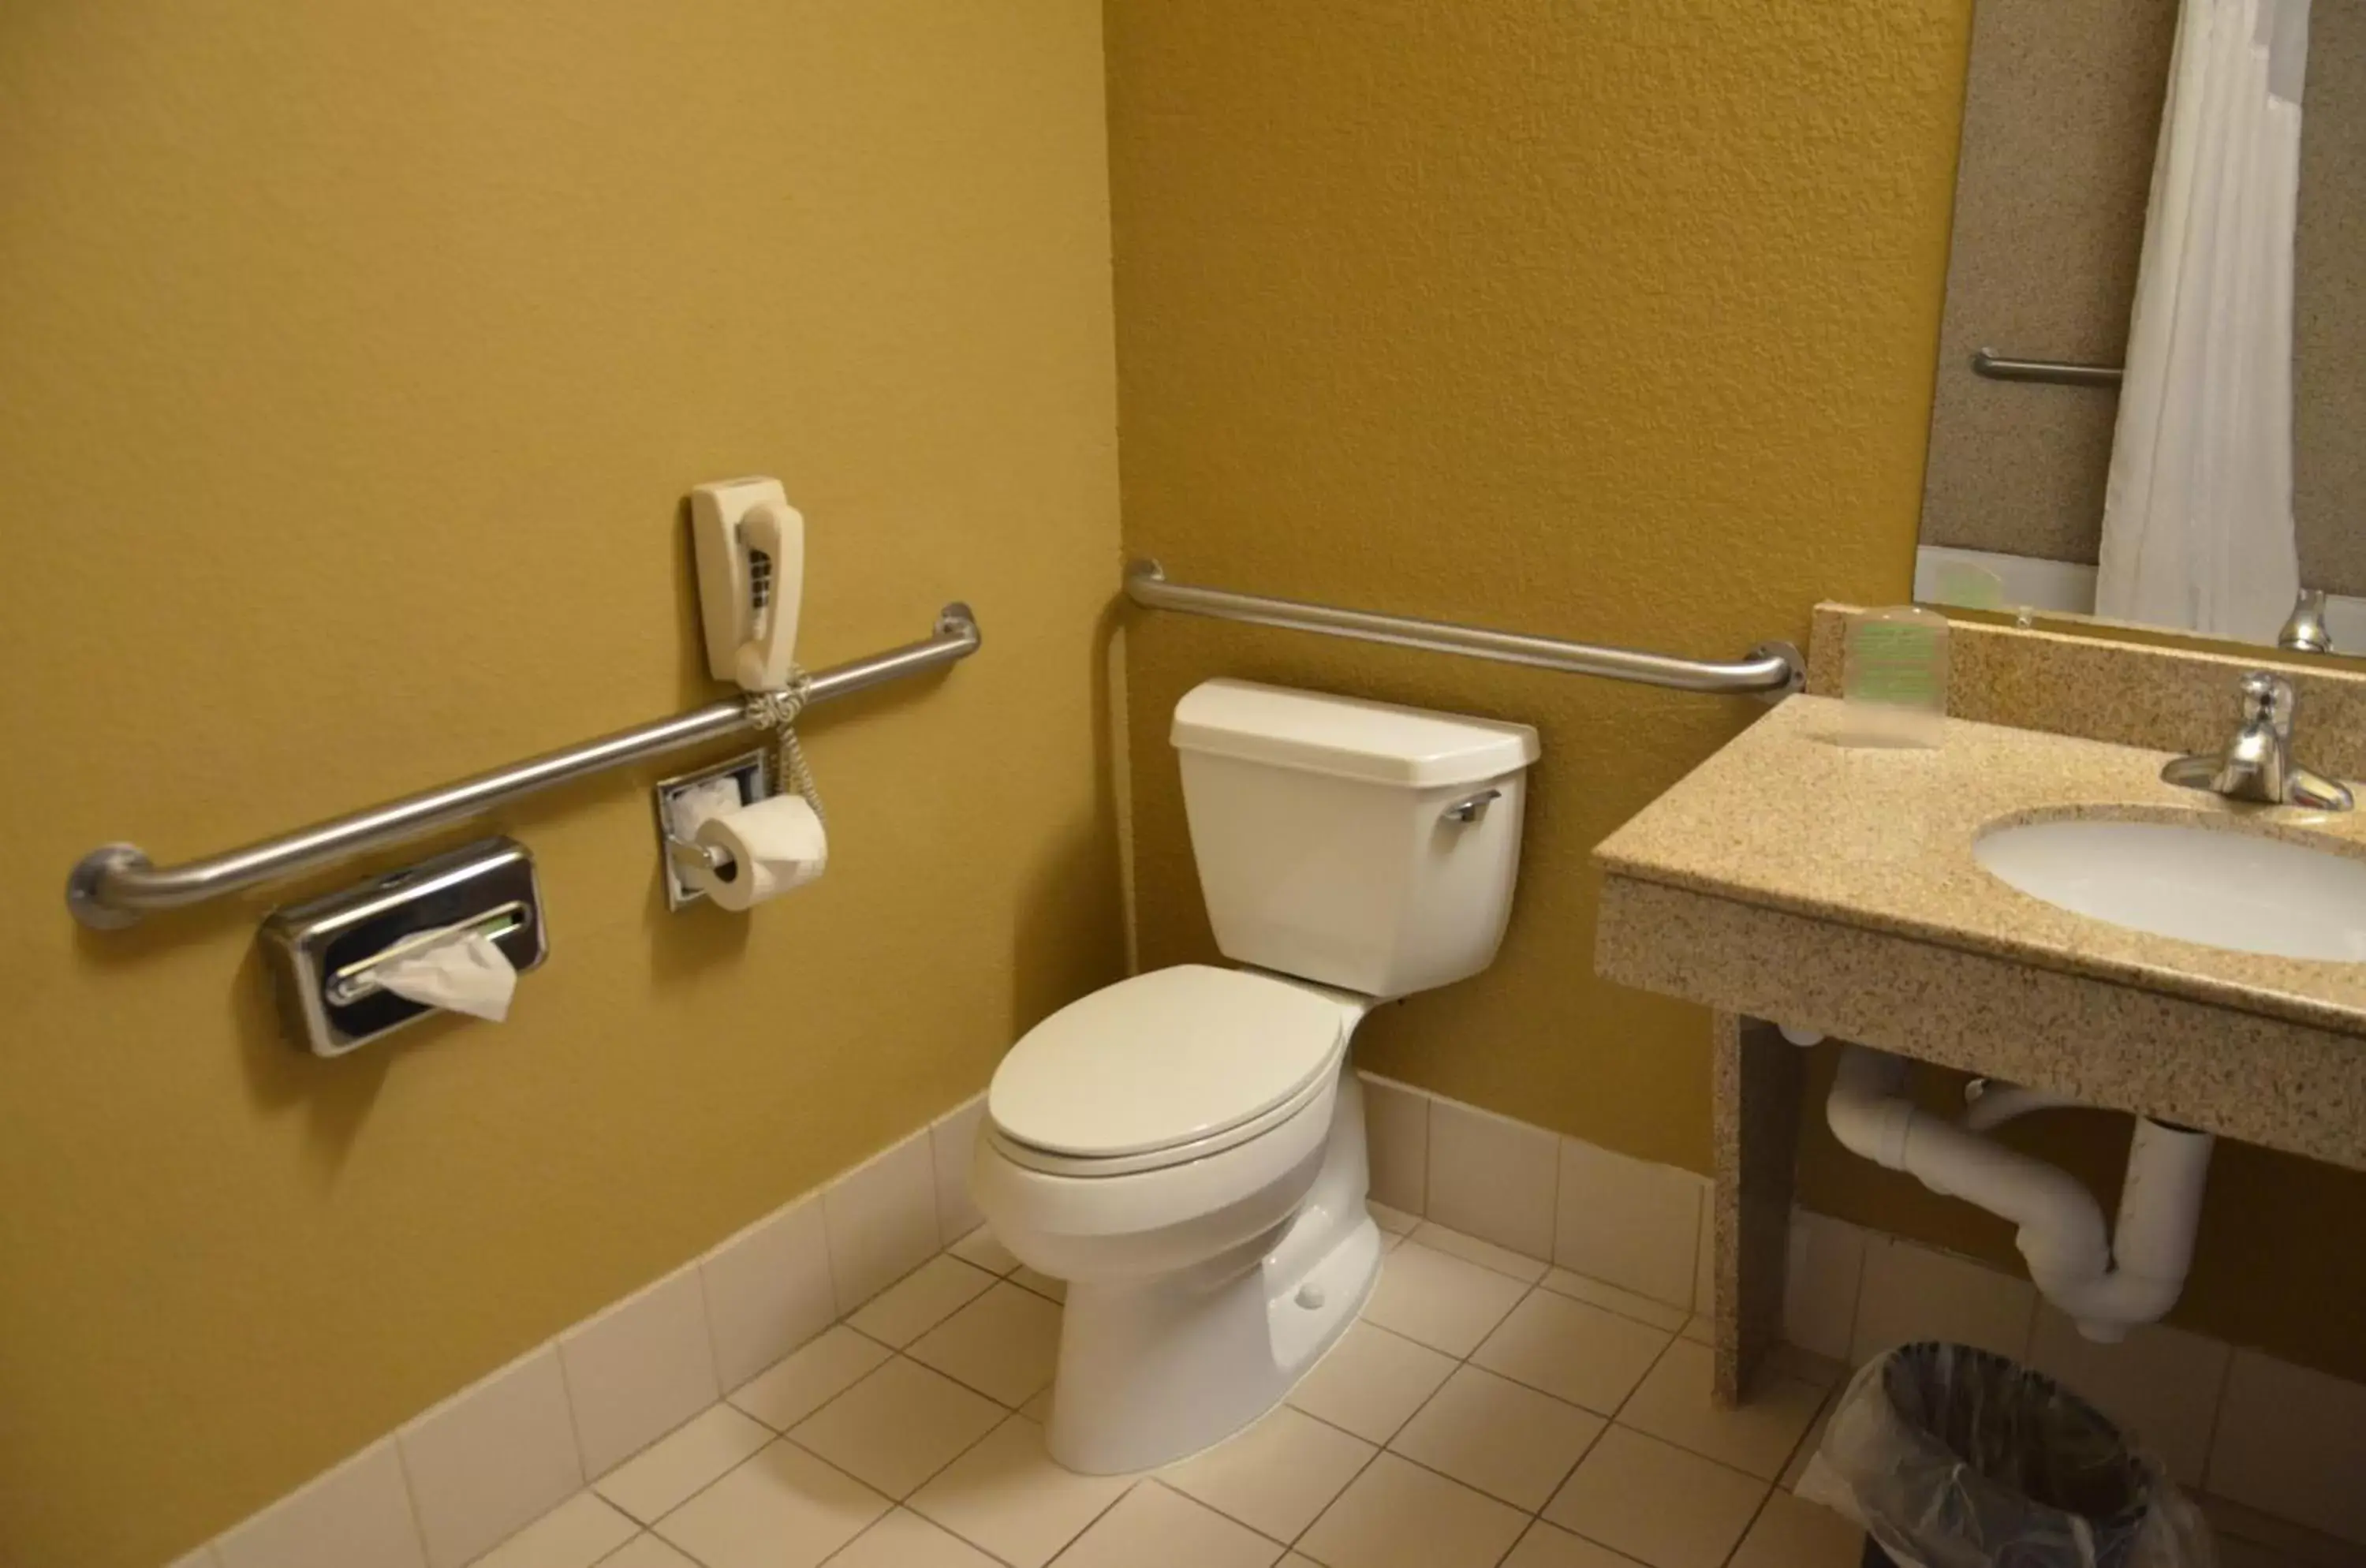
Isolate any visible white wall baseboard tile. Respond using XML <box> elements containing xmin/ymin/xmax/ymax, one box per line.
<box><xmin>1781</xmin><ymin>1209</ymin><xmax>1868</xmax><ymax>1363</ymax></box>
<box><xmin>202</xmin><ymin>1103</ymin><xmax>966</xmax><ymax>1568</ymax></box>
<box><xmin>192</xmin><ymin>1074</ymin><xmax>2366</xmax><ymax>1567</ymax></box>
<box><xmin>213</xmin><ymin>1438</ymin><xmax>425</xmax><ymax>1568</ymax></box>
<box><xmin>1424</xmin><ymin>1096</ymin><xmax>1558</xmax><ymax>1261</ymax></box>
<box><xmin>557</xmin><ymin>1264</ymin><xmax>722</xmax><ymax>1479</ymax></box>
<box><xmin>1359</xmin><ymin>1073</ymin><xmax>1431</xmax><ymax>1215</ymax></box>
<box><xmin>931</xmin><ymin>1096</ymin><xmax>987</xmax><ymax>1245</ymax></box>
<box><xmin>1849</xmin><ymin>1235</ymin><xmax>2036</xmax><ymax>1369</ymax></box>
<box><xmin>699</xmin><ymin>1193</ymin><xmax>838</xmax><ymax>1394</ymax></box>
<box><xmin>821</xmin><ymin>1127</ymin><xmax>942</xmax><ymax>1312</ymax></box>
<box><xmin>1553</xmin><ymin>1137</ymin><xmax>1700</xmax><ymax>1309</ymax></box>
<box><xmin>2027</xmin><ymin>1307</ymin><xmax>2228</xmax><ymax>1489</ymax></box>
<box><xmin>397</xmin><ymin>1345</ymin><xmax>585</xmax><ymax>1568</ymax></box>
<box><xmin>2207</xmin><ymin>1349</ymin><xmax>2366</xmax><ymax>1546</ymax></box>
<box><xmin>469</xmin><ymin>1491</ymin><xmax>636</xmax><ymax>1568</ymax></box>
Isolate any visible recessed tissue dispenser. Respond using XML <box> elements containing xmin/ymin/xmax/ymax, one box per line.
<box><xmin>261</xmin><ymin>837</ymin><xmax>547</xmax><ymax>1058</ymax></box>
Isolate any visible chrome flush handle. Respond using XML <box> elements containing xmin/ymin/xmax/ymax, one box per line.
<box><xmin>1442</xmin><ymin>789</ymin><xmax>1502</xmax><ymax>824</ymax></box>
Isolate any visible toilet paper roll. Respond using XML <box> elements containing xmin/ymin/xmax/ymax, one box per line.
<box><xmin>690</xmin><ymin>793</ymin><xmax>828</xmax><ymax>911</ymax></box>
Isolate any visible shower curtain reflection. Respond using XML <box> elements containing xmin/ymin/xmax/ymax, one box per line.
<box><xmin>2097</xmin><ymin>0</ymin><xmax>2313</xmax><ymax>643</ymax></box>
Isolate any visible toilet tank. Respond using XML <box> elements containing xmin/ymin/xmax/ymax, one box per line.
<box><xmin>1170</xmin><ymin>679</ymin><xmax>1540</xmax><ymax>999</ymax></box>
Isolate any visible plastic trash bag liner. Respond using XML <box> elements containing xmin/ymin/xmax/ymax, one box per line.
<box><xmin>1798</xmin><ymin>1342</ymin><xmax>2213</xmax><ymax>1568</ymax></box>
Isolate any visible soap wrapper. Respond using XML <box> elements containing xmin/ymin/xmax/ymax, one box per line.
<box><xmin>1834</xmin><ymin>606</ymin><xmax>1950</xmax><ymax>749</ymax></box>
<box><xmin>689</xmin><ymin>793</ymin><xmax>827</xmax><ymax>911</ymax></box>
<box><xmin>374</xmin><ymin>924</ymin><xmax>518</xmax><ymax>1021</ymax></box>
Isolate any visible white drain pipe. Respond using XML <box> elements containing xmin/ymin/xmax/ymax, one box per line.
<box><xmin>1824</xmin><ymin>1043</ymin><xmax>2214</xmax><ymax>1342</ymax></box>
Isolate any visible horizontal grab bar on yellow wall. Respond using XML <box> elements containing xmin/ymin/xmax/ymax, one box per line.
<box><xmin>1124</xmin><ymin>560</ymin><xmax>1801</xmax><ymax>699</ymax></box>
<box><xmin>65</xmin><ymin>604</ymin><xmax>982</xmax><ymax>928</ymax></box>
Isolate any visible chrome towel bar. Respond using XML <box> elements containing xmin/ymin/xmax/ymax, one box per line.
<box><xmin>1125</xmin><ymin>561</ymin><xmax>1801</xmax><ymax>698</ymax></box>
<box><xmin>66</xmin><ymin>604</ymin><xmax>980</xmax><ymax>928</ymax></box>
<box><xmin>1971</xmin><ymin>347</ymin><xmax>2125</xmax><ymax>387</ymax></box>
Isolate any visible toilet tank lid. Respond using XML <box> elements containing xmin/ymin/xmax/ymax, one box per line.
<box><xmin>1170</xmin><ymin>679</ymin><xmax>1540</xmax><ymax>787</ymax></box>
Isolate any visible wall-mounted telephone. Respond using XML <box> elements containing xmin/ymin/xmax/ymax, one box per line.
<box><xmin>689</xmin><ymin>477</ymin><xmax>805</xmax><ymax>692</ymax></box>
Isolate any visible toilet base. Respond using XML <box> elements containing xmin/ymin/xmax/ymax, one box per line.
<box><xmin>1044</xmin><ymin>1072</ymin><xmax>1379</xmax><ymax>1474</ymax></box>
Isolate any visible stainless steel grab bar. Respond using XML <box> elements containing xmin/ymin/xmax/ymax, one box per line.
<box><xmin>1971</xmin><ymin>347</ymin><xmax>2125</xmax><ymax>388</ymax></box>
<box><xmin>66</xmin><ymin>604</ymin><xmax>981</xmax><ymax>928</ymax></box>
<box><xmin>1124</xmin><ymin>561</ymin><xmax>1802</xmax><ymax>698</ymax></box>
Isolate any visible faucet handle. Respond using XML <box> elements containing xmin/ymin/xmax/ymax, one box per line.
<box><xmin>2239</xmin><ymin>671</ymin><xmax>2296</xmax><ymax>735</ymax></box>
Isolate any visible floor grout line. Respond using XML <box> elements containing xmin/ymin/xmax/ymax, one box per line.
<box><xmin>1526</xmin><ymin>1319</ymin><xmax>1789</xmax><ymax>1568</ymax></box>
<box><xmin>502</xmin><ymin>1218</ymin><xmax>2352</xmax><ymax>1568</ymax></box>
<box><xmin>1032</xmin><ymin>1473</ymin><xmax>1148</xmax><ymax>1568</ymax></box>
<box><xmin>1281</xmin><ymin>1260</ymin><xmax>1493</xmax><ymax>1555</ymax></box>
<box><xmin>1289</xmin><ymin>1433</ymin><xmax>1386</xmax><ymax>1556</ymax></box>
<box><xmin>640</xmin><ymin>1335</ymin><xmax>1047</xmax><ymax>1564</ymax></box>
<box><xmin>1396</xmin><ymin>1229</ymin><xmax>1707</xmax><ymax>1343</ymax></box>
<box><xmin>1279</xmin><ymin>1270</ymin><xmax>1688</xmax><ymax>1561</ymax></box>
<box><xmin>1274</xmin><ymin>1261</ymin><xmax>1789</xmax><ymax>1545</ymax></box>
<box><xmin>579</xmin><ymin>1231</ymin><xmax>1854</xmax><ymax>1568</ymax></box>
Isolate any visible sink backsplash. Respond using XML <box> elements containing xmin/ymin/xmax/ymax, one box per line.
<box><xmin>1808</xmin><ymin>603</ymin><xmax>2366</xmax><ymax>781</ymax></box>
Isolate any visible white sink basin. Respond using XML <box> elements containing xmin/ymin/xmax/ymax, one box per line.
<box><xmin>1975</xmin><ymin>818</ymin><xmax>2366</xmax><ymax>962</ymax></box>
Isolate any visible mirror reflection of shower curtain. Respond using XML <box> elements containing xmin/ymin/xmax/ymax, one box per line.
<box><xmin>2096</xmin><ymin>0</ymin><xmax>2312</xmax><ymax>642</ymax></box>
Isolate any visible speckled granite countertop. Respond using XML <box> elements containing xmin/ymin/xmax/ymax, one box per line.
<box><xmin>1596</xmin><ymin>694</ymin><xmax>2366</xmax><ymax>1037</ymax></box>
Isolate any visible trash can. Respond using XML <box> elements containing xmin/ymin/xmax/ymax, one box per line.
<box><xmin>1797</xmin><ymin>1342</ymin><xmax>2212</xmax><ymax>1568</ymax></box>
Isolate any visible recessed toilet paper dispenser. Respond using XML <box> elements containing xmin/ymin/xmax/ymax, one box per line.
<box><xmin>261</xmin><ymin>838</ymin><xmax>548</xmax><ymax>1058</ymax></box>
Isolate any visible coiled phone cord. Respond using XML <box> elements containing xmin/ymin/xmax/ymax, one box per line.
<box><xmin>745</xmin><ymin>672</ymin><xmax>825</xmax><ymax>829</ymax></box>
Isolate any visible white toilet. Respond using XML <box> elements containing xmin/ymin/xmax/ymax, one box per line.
<box><xmin>971</xmin><ymin>678</ymin><xmax>1538</xmax><ymax>1473</ymax></box>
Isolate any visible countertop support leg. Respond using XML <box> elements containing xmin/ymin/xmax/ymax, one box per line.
<box><xmin>1712</xmin><ymin>1010</ymin><xmax>1804</xmax><ymax>1406</ymax></box>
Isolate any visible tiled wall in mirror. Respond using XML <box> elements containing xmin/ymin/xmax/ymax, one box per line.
<box><xmin>1916</xmin><ymin>0</ymin><xmax>2360</xmax><ymax>655</ymax></box>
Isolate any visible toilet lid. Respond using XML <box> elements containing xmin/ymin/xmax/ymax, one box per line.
<box><xmin>988</xmin><ymin>965</ymin><xmax>1347</xmax><ymax>1159</ymax></box>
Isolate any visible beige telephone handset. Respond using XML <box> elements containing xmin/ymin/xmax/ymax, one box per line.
<box><xmin>689</xmin><ymin>478</ymin><xmax>805</xmax><ymax>693</ymax></box>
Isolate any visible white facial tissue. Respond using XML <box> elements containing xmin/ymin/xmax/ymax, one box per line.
<box><xmin>375</xmin><ymin>925</ymin><xmax>517</xmax><ymax>1021</ymax></box>
<box><xmin>668</xmin><ymin>775</ymin><xmax>746</xmax><ymax>839</ymax></box>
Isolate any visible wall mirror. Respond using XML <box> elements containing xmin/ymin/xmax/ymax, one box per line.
<box><xmin>1914</xmin><ymin>0</ymin><xmax>2360</xmax><ymax>659</ymax></box>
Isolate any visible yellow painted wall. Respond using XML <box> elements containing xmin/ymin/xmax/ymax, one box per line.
<box><xmin>1106</xmin><ymin>3</ymin><xmax>1973</xmax><ymax>1166</ymax></box>
<box><xmin>0</xmin><ymin>6</ymin><xmax>1122</xmax><ymax>1564</ymax></box>
<box><xmin>1104</xmin><ymin>0</ymin><xmax>2366</xmax><ymax>1391</ymax></box>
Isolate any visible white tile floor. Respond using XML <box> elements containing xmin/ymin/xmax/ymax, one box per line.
<box><xmin>463</xmin><ymin>1205</ymin><xmax>2337</xmax><ymax>1568</ymax></box>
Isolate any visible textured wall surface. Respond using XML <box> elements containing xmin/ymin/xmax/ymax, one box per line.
<box><xmin>0</xmin><ymin>6</ymin><xmax>1122</xmax><ymax>1564</ymax></box>
<box><xmin>1916</xmin><ymin>0</ymin><xmax>2168</xmax><ymax>566</ymax></box>
<box><xmin>1106</xmin><ymin>2</ymin><xmax>1974</xmax><ymax>1166</ymax></box>
<box><xmin>2294</xmin><ymin>1</ymin><xmax>2366</xmax><ymax>579</ymax></box>
<box><xmin>1923</xmin><ymin>0</ymin><xmax>2366</xmax><ymax>595</ymax></box>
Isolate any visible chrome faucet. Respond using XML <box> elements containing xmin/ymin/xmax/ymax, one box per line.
<box><xmin>2278</xmin><ymin>589</ymin><xmax>2334</xmax><ymax>654</ymax></box>
<box><xmin>2161</xmin><ymin>670</ymin><xmax>2353</xmax><ymax>811</ymax></box>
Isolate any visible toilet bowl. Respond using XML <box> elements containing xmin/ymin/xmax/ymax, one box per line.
<box><xmin>972</xmin><ymin>965</ymin><xmax>1379</xmax><ymax>1472</ymax></box>
<box><xmin>971</xmin><ymin>680</ymin><xmax>1538</xmax><ymax>1473</ymax></box>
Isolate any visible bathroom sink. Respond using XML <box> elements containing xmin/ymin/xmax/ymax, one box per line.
<box><xmin>1974</xmin><ymin>818</ymin><xmax>2366</xmax><ymax>961</ymax></box>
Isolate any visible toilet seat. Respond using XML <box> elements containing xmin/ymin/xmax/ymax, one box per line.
<box><xmin>987</xmin><ymin>965</ymin><xmax>1347</xmax><ymax>1176</ymax></box>
<box><xmin>986</xmin><ymin>1066</ymin><xmax>1337</xmax><ymax>1178</ymax></box>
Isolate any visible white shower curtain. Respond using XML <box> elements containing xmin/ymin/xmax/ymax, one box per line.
<box><xmin>2095</xmin><ymin>0</ymin><xmax>2312</xmax><ymax>643</ymax></box>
